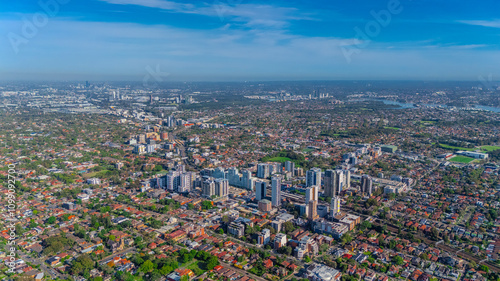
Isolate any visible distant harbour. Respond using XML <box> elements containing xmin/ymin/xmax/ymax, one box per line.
<box><xmin>372</xmin><ymin>99</ymin><xmax>500</xmax><ymax>113</ymax></box>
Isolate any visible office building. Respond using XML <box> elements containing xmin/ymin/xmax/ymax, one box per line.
<box><xmin>257</xmin><ymin>163</ymin><xmax>270</xmax><ymax>179</ymax></box>
<box><xmin>323</xmin><ymin>169</ymin><xmax>335</xmax><ymax>198</ymax></box>
<box><xmin>361</xmin><ymin>175</ymin><xmax>373</xmax><ymax>195</ymax></box>
<box><xmin>271</xmin><ymin>176</ymin><xmax>281</xmax><ymax>207</ymax></box>
<box><xmin>285</xmin><ymin>161</ymin><xmax>295</xmax><ymax>173</ymax></box>
<box><xmin>255</xmin><ymin>181</ymin><xmax>267</xmax><ymax>201</ymax></box>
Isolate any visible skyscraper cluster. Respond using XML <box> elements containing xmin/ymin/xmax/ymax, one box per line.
<box><xmin>323</xmin><ymin>169</ymin><xmax>350</xmax><ymax>197</ymax></box>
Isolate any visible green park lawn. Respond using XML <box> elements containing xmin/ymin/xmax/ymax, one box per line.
<box><xmin>480</xmin><ymin>145</ymin><xmax>500</xmax><ymax>152</ymax></box>
<box><xmin>267</xmin><ymin>157</ymin><xmax>292</xmax><ymax>163</ymax></box>
<box><xmin>438</xmin><ymin>144</ymin><xmax>475</xmax><ymax>151</ymax></box>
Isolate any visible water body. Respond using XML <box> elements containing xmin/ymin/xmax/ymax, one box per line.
<box><xmin>375</xmin><ymin>99</ymin><xmax>500</xmax><ymax>113</ymax></box>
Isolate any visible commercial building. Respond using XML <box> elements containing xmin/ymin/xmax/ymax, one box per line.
<box><xmin>381</xmin><ymin>145</ymin><xmax>398</xmax><ymax>153</ymax></box>
<box><xmin>457</xmin><ymin>151</ymin><xmax>489</xmax><ymax>159</ymax></box>
<box><xmin>304</xmin><ymin>264</ymin><xmax>342</xmax><ymax>281</ymax></box>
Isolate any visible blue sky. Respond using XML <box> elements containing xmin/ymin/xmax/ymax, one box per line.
<box><xmin>1</xmin><ymin>0</ymin><xmax>500</xmax><ymax>81</ymax></box>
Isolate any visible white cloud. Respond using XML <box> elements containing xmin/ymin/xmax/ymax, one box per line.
<box><xmin>1</xmin><ymin>18</ymin><xmax>499</xmax><ymax>80</ymax></box>
<box><xmin>459</xmin><ymin>19</ymin><xmax>500</xmax><ymax>28</ymax></box>
<box><xmin>99</xmin><ymin>0</ymin><xmax>309</xmax><ymax>30</ymax></box>
<box><xmin>99</xmin><ymin>0</ymin><xmax>194</xmax><ymax>11</ymax></box>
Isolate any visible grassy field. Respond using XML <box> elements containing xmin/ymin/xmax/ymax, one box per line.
<box><xmin>480</xmin><ymin>145</ymin><xmax>500</xmax><ymax>152</ymax></box>
<box><xmin>449</xmin><ymin>156</ymin><xmax>475</xmax><ymax>163</ymax></box>
<box><xmin>267</xmin><ymin>156</ymin><xmax>292</xmax><ymax>163</ymax></box>
<box><xmin>384</xmin><ymin>126</ymin><xmax>401</xmax><ymax>130</ymax></box>
<box><xmin>438</xmin><ymin>144</ymin><xmax>475</xmax><ymax>151</ymax></box>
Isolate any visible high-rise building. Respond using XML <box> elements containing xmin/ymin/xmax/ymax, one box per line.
<box><xmin>271</xmin><ymin>176</ymin><xmax>281</xmax><ymax>207</ymax></box>
<box><xmin>133</xmin><ymin>145</ymin><xmax>146</xmax><ymax>155</ymax></box>
<box><xmin>361</xmin><ymin>175</ymin><xmax>373</xmax><ymax>195</ymax></box>
<box><xmin>137</xmin><ymin>134</ymin><xmax>146</xmax><ymax>144</ymax></box>
<box><xmin>165</xmin><ymin>172</ymin><xmax>177</xmax><ymax>191</ymax></box>
<box><xmin>177</xmin><ymin>173</ymin><xmax>191</xmax><ymax>193</ymax></box>
<box><xmin>330</xmin><ymin>196</ymin><xmax>341</xmax><ymax>217</ymax></box>
<box><xmin>285</xmin><ymin>161</ymin><xmax>295</xmax><ymax>173</ymax></box>
<box><xmin>215</xmin><ymin>178</ymin><xmax>229</xmax><ymax>197</ymax></box>
<box><xmin>305</xmin><ymin>185</ymin><xmax>318</xmax><ymax>204</ymax></box>
<box><xmin>323</xmin><ymin>169</ymin><xmax>335</xmax><ymax>198</ymax></box>
<box><xmin>344</xmin><ymin>169</ymin><xmax>351</xmax><ymax>189</ymax></box>
<box><xmin>255</xmin><ymin>181</ymin><xmax>267</xmax><ymax>201</ymax></box>
<box><xmin>308</xmin><ymin>200</ymin><xmax>318</xmax><ymax>220</ymax></box>
<box><xmin>257</xmin><ymin>163</ymin><xmax>270</xmax><ymax>179</ymax></box>
<box><xmin>306</xmin><ymin>168</ymin><xmax>322</xmax><ymax>187</ymax></box>
<box><xmin>202</xmin><ymin>179</ymin><xmax>215</xmax><ymax>197</ymax></box>
<box><xmin>333</xmin><ymin>169</ymin><xmax>351</xmax><ymax>195</ymax></box>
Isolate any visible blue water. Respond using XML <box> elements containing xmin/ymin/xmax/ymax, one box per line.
<box><xmin>377</xmin><ymin>99</ymin><xmax>500</xmax><ymax>113</ymax></box>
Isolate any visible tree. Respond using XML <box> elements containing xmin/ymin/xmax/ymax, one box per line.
<box><xmin>47</xmin><ymin>216</ymin><xmax>57</xmax><ymax>224</ymax></box>
<box><xmin>140</xmin><ymin>260</ymin><xmax>155</xmax><ymax>273</ymax></box>
<box><xmin>206</xmin><ymin>256</ymin><xmax>219</xmax><ymax>270</ymax></box>
<box><xmin>392</xmin><ymin>255</ymin><xmax>404</xmax><ymax>266</ymax></box>
<box><xmin>283</xmin><ymin>221</ymin><xmax>295</xmax><ymax>233</ymax></box>
<box><xmin>478</xmin><ymin>265</ymin><xmax>489</xmax><ymax>273</ymax></box>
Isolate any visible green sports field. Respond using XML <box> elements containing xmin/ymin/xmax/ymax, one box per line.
<box><xmin>449</xmin><ymin>156</ymin><xmax>475</xmax><ymax>163</ymax></box>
